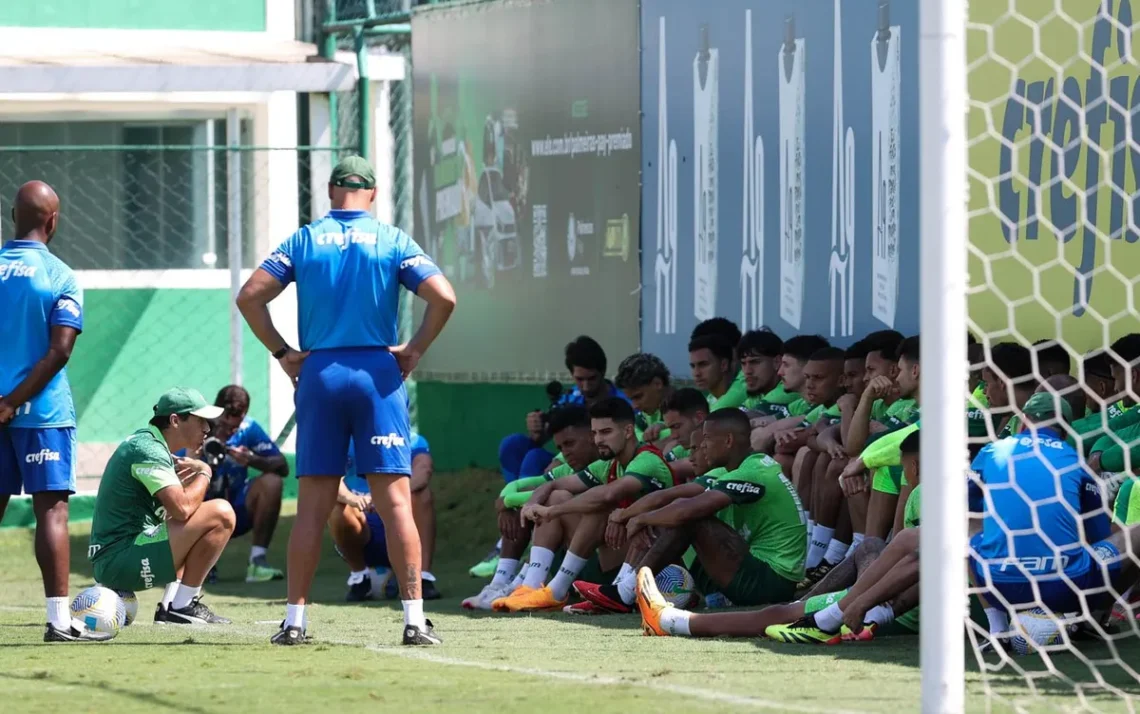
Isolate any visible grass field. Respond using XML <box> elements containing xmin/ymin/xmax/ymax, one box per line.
<box><xmin>0</xmin><ymin>469</ymin><xmax>1137</xmax><ymax>713</ymax></box>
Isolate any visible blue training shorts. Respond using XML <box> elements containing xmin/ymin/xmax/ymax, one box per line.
<box><xmin>0</xmin><ymin>427</ymin><xmax>76</xmax><ymax>495</ymax></box>
<box><xmin>333</xmin><ymin>509</ymin><xmax>390</xmax><ymax>568</ymax></box>
<box><xmin>295</xmin><ymin>348</ymin><xmax>411</xmax><ymax>477</ymax></box>
<box><xmin>971</xmin><ymin>540</ymin><xmax>1125</xmax><ymax>613</ymax></box>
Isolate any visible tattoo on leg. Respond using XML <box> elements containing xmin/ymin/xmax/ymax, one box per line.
<box><xmin>805</xmin><ymin>556</ymin><xmax>859</xmax><ymax>599</ymax></box>
<box><xmin>854</xmin><ymin>537</ymin><xmax>888</xmax><ymax>573</ymax></box>
<box><xmin>404</xmin><ymin>564</ymin><xmax>421</xmax><ymax>599</ymax></box>
<box><xmin>640</xmin><ymin>525</ymin><xmax>695</xmax><ymax>573</ymax></box>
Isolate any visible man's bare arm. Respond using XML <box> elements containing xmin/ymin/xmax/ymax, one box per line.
<box><xmin>611</xmin><ymin>482</ymin><xmax>707</xmax><ymax>522</ymax></box>
<box><xmin>236</xmin><ymin>270</ymin><xmax>289</xmax><ymax>353</ymax></box>
<box><xmin>0</xmin><ymin>325</ymin><xmax>79</xmax><ymax>421</ymax></box>
<box><xmin>633</xmin><ymin>490</ymin><xmax>733</xmax><ymax>529</ymax></box>
<box><xmin>546</xmin><ymin>477</ymin><xmax>643</xmax><ymax>518</ymax></box>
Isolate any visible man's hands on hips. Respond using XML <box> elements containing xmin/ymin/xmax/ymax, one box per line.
<box><xmin>0</xmin><ymin>398</ymin><xmax>15</xmax><ymax>426</ymax></box>
<box><xmin>391</xmin><ymin>344</ymin><xmax>423</xmax><ymax>380</ymax></box>
<box><xmin>276</xmin><ymin>348</ymin><xmax>309</xmax><ymax>386</ymax></box>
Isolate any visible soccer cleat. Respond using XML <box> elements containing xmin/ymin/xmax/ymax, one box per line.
<box><xmin>795</xmin><ymin>562</ymin><xmax>834</xmax><ymax>593</ymax></box>
<box><xmin>346</xmin><ymin>572</ymin><xmax>374</xmax><ymax>602</ymax></box>
<box><xmin>840</xmin><ymin>622</ymin><xmax>878</xmax><ymax>642</ymax></box>
<box><xmin>246</xmin><ymin>559</ymin><xmax>285</xmax><ymax>583</ymax></box>
<box><xmin>403</xmin><ymin>619</ymin><xmax>442</xmax><ymax>645</ymax></box>
<box><xmin>491</xmin><ymin>585</ymin><xmax>534</xmax><ymax>612</ymax></box>
<box><xmin>765</xmin><ymin>615</ymin><xmax>841</xmax><ymax>645</ymax></box>
<box><xmin>43</xmin><ymin>622</ymin><xmax>113</xmax><ymax>643</ymax></box>
<box><xmin>492</xmin><ymin>585</ymin><xmax>566</xmax><ymax>613</ymax></box>
<box><xmin>462</xmin><ymin>582</ymin><xmax>512</xmax><ymax>610</ymax></box>
<box><xmin>563</xmin><ymin>600</ymin><xmax>606</xmax><ymax>615</ymax></box>
<box><xmin>573</xmin><ymin>581</ymin><xmax>633</xmax><ymax>614</ymax></box>
<box><xmin>636</xmin><ymin>566</ymin><xmax>672</xmax><ymax>637</ymax></box>
<box><xmin>271</xmin><ymin>624</ymin><xmax>307</xmax><ymax>646</ymax></box>
<box><xmin>158</xmin><ymin>597</ymin><xmax>231</xmax><ymax>625</ymax></box>
<box><xmin>469</xmin><ymin>547</ymin><xmax>501</xmax><ymax>578</ymax></box>
<box><xmin>422</xmin><ymin>579</ymin><xmax>442</xmax><ymax>601</ymax></box>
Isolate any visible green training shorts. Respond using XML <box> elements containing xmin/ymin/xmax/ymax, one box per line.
<box><xmin>92</xmin><ymin>524</ymin><xmax>177</xmax><ymax>592</ymax></box>
<box><xmin>871</xmin><ymin>465</ymin><xmax>904</xmax><ymax>496</ymax></box>
<box><xmin>691</xmin><ymin>553</ymin><xmax>797</xmax><ymax>607</ymax></box>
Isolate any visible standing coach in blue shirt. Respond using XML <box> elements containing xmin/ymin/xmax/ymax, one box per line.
<box><xmin>0</xmin><ymin>181</ymin><xmax>104</xmax><ymax>641</ymax></box>
<box><xmin>238</xmin><ymin>157</ymin><xmax>456</xmax><ymax>646</ymax></box>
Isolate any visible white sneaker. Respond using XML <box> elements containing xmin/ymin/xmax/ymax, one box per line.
<box><xmin>461</xmin><ymin>582</ymin><xmax>512</xmax><ymax>610</ymax></box>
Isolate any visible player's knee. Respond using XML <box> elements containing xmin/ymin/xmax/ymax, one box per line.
<box><xmin>855</xmin><ymin>536</ymin><xmax>887</xmax><ymax>558</ymax></box>
<box><xmin>207</xmin><ymin>498</ymin><xmax>238</xmax><ymax>533</ymax></box>
<box><xmin>546</xmin><ymin>489</ymin><xmax>574</xmax><ymax>506</ymax></box>
<box><xmin>826</xmin><ymin>458</ymin><xmax>847</xmax><ymax>477</ymax></box>
<box><xmin>414</xmin><ymin>484</ymin><xmax>434</xmax><ymax>509</ymax></box>
<box><xmin>892</xmin><ymin>526</ymin><xmax>920</xmax><ymax>550</ymax></box>
<box><xmin>259</xmin><ymin>473</ymin><xmax>284</xmax><ymax>500</ymax></box>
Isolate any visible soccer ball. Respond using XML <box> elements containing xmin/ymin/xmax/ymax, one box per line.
<box><xmin>70</xmin><ymin>586</ymin><xmax>126</xmax><ymax>637</ymax></box>
<box><xmin>655</xmin><ymin>565</ymin><xmax>697</xmax><ymax>609</ymax></box>
<box><xmin>114</xmin><ymin>590</ymin><xmax>139</xmax><ymax>626</ymax></box>
<box><xmin>1009</xmin><ymin>608</ymin><xmax>1069</xmax><ymax>655</ymax></box>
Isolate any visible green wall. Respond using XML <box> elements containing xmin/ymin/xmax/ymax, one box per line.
<box><xmin>416</xmin><ymin>381</ymin><xmax>547</xmax><ymax>472</ymax></box>
<box><xmin>1</xmin><ymin>0</ymin><xmax>266</xmax><ymax>31</ymax></box>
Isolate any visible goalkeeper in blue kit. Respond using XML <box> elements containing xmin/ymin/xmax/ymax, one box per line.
<box><xmin>238</xmin><ymin>157</ymin><xmax>456</xmax><ymax>646</ymax></box>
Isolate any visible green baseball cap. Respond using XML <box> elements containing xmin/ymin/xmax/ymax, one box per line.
<box><xmin>1022</xmin><ymin>391</ymin><xmax>1073</xmax><ymax>423</ymax></box>
<box><xmin>329</xmin><ymin>155</ymin><xmax>376</xmax><ymax>189</ymax></box>
<box><xmin>153</xmin><ymin>387</ymin><xmax>224</xmax><ymax>420</ymax></box>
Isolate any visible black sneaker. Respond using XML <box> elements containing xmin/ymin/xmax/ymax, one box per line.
<box><xmin>346</xmin><ymin>574</ymin><xmax>373</xmax><ymax>602</ymax></box>
<box><xmin>271</xmin><ymin>624</ymin><xmax>308</xmax><ymax>646</ymax></box>
<box><xmin>422</xmin><ymin>579</ymin><xmax>442</xmax><ymax>601</ymax></box>
<box><xmin>159</xmin><ymin>597</ymin><xmax>231</xmax><ymax>625</ymax></box>
<box><xmin>978</xmin><ymin>635</ymin><xmax>1010</xmax><ymax>655</ymax></box>
<box><xmin>402</xmin><ymin>619</ymin><xmax>442</xmax><ymax>646</ymax></box>
<box><xmin>44</xmin><ymin>622</ymin><xmax>113</xmax><ymax>643</ymax></box>
<box><xmin>206</xmin><ymin>566</ymin><xmax>219</xmax><ymax>585</ymax></box>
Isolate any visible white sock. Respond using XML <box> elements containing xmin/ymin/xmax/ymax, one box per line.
<box><xmin>491</xmin><ymin>558</ymin><xmax>521</xmax><ymax>588</ymax></box>
<box><xmin>806</xmin><ymin>517</ymin><xmax>815</xmax><ymax>549</ymax></box>
<box><xmin>495</xmin><ymin>537</ymin><xmax>503</xmax><ymax>550</ymax></box>
<box><xmin>250</xmin><ymin>545</ymin><xmax>268</xmax><ymax>563</ymax></box>
<box><xmin>984</xmin><ymin>607</ymin><xmax>1010</xmax><ymax>636</ymax></box>
<box><xmin>510</xmin><ymin>568</ymin><xmax>528</xmax><ymax>590</ymax></box>
<box><xmin>814</xmin><ymin>602</ymin><xmax>844</xmax><ymax>633</ymax></box>
<box><xmin>402</xmin><ymin>598</ymin><xmax>426</xmax><ymax>628</ymax></box>
<box><xmin>846</xmin><ymin>533</ymin><xmax>865</xmax><ymax>558</ymax></box>
<box><xmin>660</xmin><ymin>608</ymin><xmax>692</xmax><ymax>636</ymax></box>
<box><xmin>348</xmin><ymin>568</ymin><xmax>369</xmax><ymax>585</ymax></box>
<box><xmin>47</xmin><ymin>596</ymin><xmax>70</xmax><ymax>630</ymax></box>
<box><xmin>422</xmin><ymin>571</ymin><xmax>436</xmax><ymax>583</ymax></box>
<box><xmin>617</xmin><ymin>570</ymin><xmax>638</xmax><ymax>605</ymax></box>
<box><xmin>824</xmin><ymin>539</ymin><xmax>850</xmax><ymax>565</ymax></box>
<box><xmin>547</xmin><ymin>551</ymin><xmax>589</xmax><ymax>600</ymax></box>
<box><xmin>613</xmin><ymin>562</ymin><xmax>634</xmax><ymax>585</ymax></box>
<box><xmin>171</xmin><ymin>584</ymin><xmax>201</xmax><ymax>610</ymax></box>
<box><xmin>806</xmin><ymin>525</ymin><xmax>835</xmax><ymax>569</ymax></box>
<box><xmin>285</xmin><ymin>603</ymin><xmax>305</xmax><ymax>629</ymax></box>
<box><xmin>865</xmin><ymin>604</ymin><xmax>895</xmax><ymax>627</ymax></box>
<box><xmin>161</xmin><ymin>581</ymin><xmax>180</xmax><ymax>609</ymax></box>
<box><xmin>523</xmin><ymin>547</ymin><xmax>556</xmax><ymax>589</ymax></box>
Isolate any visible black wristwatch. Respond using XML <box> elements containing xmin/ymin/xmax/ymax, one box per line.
<box><xmin>272</xmin><ymin>346</ymin><xmax>290</xmax><ymax>360</ymax></box>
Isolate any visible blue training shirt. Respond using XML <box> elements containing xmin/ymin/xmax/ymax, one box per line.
<box><xmin>0</xmin><ymin>239</ymin><xmax>83</xmax><ymax>428</ymax></box>
<box><xmin>175</xmin><ymin>418</ymin><xmax>281</xmax><ymax>485</ymax></box>
<box><xmin>969</xmin><ymin>427</ymin><xmax>1110</xmax><ymax>583</ymax></box>
<box><xmin>345</xmin><ymin>434</ymin><xmax>430</xmax><ymax>493</ymax></box>
<box><xmin>259</xmin><ymin>210</ymin><xmax>441</xmax><ymax>352</ymax></box>
<box><xmin>554</xmin><ymin>381</ymin><xmax>629</xmax><ymax>408</ymax></box>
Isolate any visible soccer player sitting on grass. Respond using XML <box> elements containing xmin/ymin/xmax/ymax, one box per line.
<box><xmin>689</xmin><ymin>334</ymin><xmax>736</xmax><ymax>408</ymax></box>
<box><xmin>748</xmin><ymin>335</ymin><xmax>831</xmax><ymax>446</ymax></box>
<box><xmin>690</xmin><ymin>318</ymin><xmax>746</xmax><ymax>409</ymax></box>
<box><xmin>637</xmin><ymin>429</ymin><xmax>923</xmax><ymax>641</ymax></box>
<box><xmin>329</xmin><ymin>434</ymin><xmax>437</xmax><ymax>602</ymax></box>
<box><xmin>462</xmin><ymin>406</ymin><xmax>599</xmax><ymax>610</ymax></box>
<box><xmin>89</xmin><ymin>388</ymin><xmax>234</xmax><ymax>626</ymax></box>
<box><xmin>581</xmin><ymin>409</ymin><xmax>806</xmax><ymax>614</ymax></box>
<box><xmin>614</xmin><ymin>352</ymin><xmax>674</xmax><ymax>443</ymax></box>
<box><xmin>491</xmin><ymin>398</ymin><xmax>674</xmax><ymax>613</ymax></box>
<box><xmin>737</xmin><ymin>329</ymin><xmax>785</xmax><ymax>410</ymax></box>
<box><xmin>654</xmin><ymin>387</ymin><xmax>712</xmax><ymax>482</ymax></box>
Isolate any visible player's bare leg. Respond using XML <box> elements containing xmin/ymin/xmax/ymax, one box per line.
<box><xmin>328</xmin><ymin>501</ymin><xmax>371</xmax><ymax>572</ymax></box>
<box><xmin>505</xmin><ymin>508</ymin><xmax>609</xmax><ymax>612</ymax></box>
<box><xmin>245</xmin><ymin>474</ymin><xmax>284</xmax><ymax>581</ymax></box>
<box><xmin>283</xmin><ymin>476</ymin><xmax>341</xmax><ymax>624</ymax></box>
<box><xmin>839</xmin><ymin>553</ymin><xmax>919</xmax><ymax>639</ymax></box>
<box><xmin>865</xmin><ymin>489</ymin><xmax>898</xmax><ymax>540</ymax></box>
<box><xmin>152</xmin><ymin>499</ymin><xmax>237</xmax><ymax>626</ymax></box>
<box><xmin>369</xmin><ymin>473</ymin><xmax>439</xmax><ymax>643</ymax></box>
<box><xmin>31</xmin><ymin>492</ymin><xmax>69</xmax><ymax>600</ymax></box>
<box><xmin>0</xmin><ymin>494</ymin><xmax>10</xmax><ymax>526</ymax></box>
<box><xmin>412</xmin><ymin>484</ymin><xmax>438</xmax><ymax>598</ymax></box>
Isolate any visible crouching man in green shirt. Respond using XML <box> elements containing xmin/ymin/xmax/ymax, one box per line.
<box><xmin>88</xmin><ymin>388</ymin><xmax>236</xmax><ymax>625</ymax></box>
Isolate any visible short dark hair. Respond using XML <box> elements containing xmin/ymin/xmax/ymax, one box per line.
<box><xmin>215</xmin><ymin>384</ymin><xmax>250</xmax><ymax>412</ymax></box>
<box><xmin>845</xmin><ymin>339</ymin><xmax>870</xmax><ymax>361</ymax></box>
<box><xmin>738</xmin><ymin>329</ymin><xmax>783</xmax><ymax>359</ymax></box>
<box><xmin>614</xmin><ymin>353</ymin><xmax>671</xmax><ymax>390</ymax></box>
<box><xmin>900</xmin><ymin>430</ymin><xmax>920</xmax><ymax>455</ymax></box>
<box><xmin>809</xmin><ymin>347</ymin><xmax>846</xmax><ymax>363</ymax></box>
<box><xmin>690</xmin><ymin>317</ymin><xmax>742</xmax><ymax>348</ymax></box>
<box><xmin>782</xmin><ymin>335</ymin><xmax>831</xmax><ymax>363</ymax></box>
<box><xmin>148</xmin><ymin>413</ymin><xmax>187</xmax><ymax>430</ymax></box>
<box><xmin>588</xmin><ymin>396</ymin><xmax>636</xmax><ymax>424</ymax></box>
<box><xmin>988</xmin><ymin>342</ymin><xmax>1034</xmax><ymax>381</ymax></box>
<box><xmin>687</xmin><ymin>334</ymin><xmax>734</xmax><ymax>362</ymax></box>
<box><xmin>547</xmin><ymin>405</ymin><xmax>590</xmax><ymax>436</ymax></box>
<box><xmin>1032</xmin><ymin>339</ymin><xmax>1071</xmax><ymax>375</ymax></box>
<box><xmin>1109</xmin><ymin>333</ymin><xmax>1140</xmax><ymax>368</ymax></box>
<box><xmin>704</xmin><ymin>407</ymin><xmax>752</xmax><ymax>439</ymax></box>
<box><xmin>565</xmin><ymin>335</ymin><xmax>607</xmax><ymax>374</ymax></box>
<box><xmin>863</xmin><ymin>330</ymin><xmax>904</xmax><ymax>361</ymax></box>
<box><xmin>896</xmin><ymin>336</ymin><xmax>920</xmax><ymax>363</ymax></box>
<box><xmin>1083</xmin><ymin>352</ymin><xmax>1115</xmax><ymax>381</ymax></box>
<box><xmin>662</xmin><ymin>388</ymin><xmax>710</xmax><ymax>417</ymax></box>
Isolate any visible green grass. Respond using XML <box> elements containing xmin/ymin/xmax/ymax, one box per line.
<box><xmin>0</xmin><ymin>469</ymin><xmax>1137</xmax><ymax>713</ymax></box>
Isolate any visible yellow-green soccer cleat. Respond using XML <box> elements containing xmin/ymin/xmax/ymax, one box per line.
<box><xmin>468</xmin><ymin>547</ymin><xmax>500</xmax><ymax>579</ymax></box>
<box><xmin>246</xmin><ymin>560</ymin><xmax>285</xmax><ymax>583</ymax></box>
<box><xmin>765</xmin><ymin>615</ymin><xmax>842</xmax><ymax>645</ymax></box>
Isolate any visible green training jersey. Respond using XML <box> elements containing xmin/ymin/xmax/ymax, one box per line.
<box><xmin>967</xmin><ymin>385</ymin><xmax>990</xmax><ymax>439</ymax></box>
<box><xmin>1092</xmin><ymin>421</ymin><xmax>1140</xmax><ymax>473</ymax></box>
<box><xmin>709</xmin><ymin>371</ymin><xmax>748</xmax><ymax>410</ymax></box>
<box><xmin>88</xmin><ymin>426</ymin><xmax>180</xmax><ymax>562</ymax></box>
<box><xmin>708</xmin><ymin>453</ymin><xmax>807</xmax><ymax>581</ymax></box>
<box><xmin>801</xmin><ymin>402</ymin><xmax>842</xmax><ymax>428</ymax></box>
<box><xmin>1115</xmin><ymin>478</ymin><xmax>1140</xmax><ymax>526</ymax></box>
<box><xmin>862</xmin><ymin>421</ymin><xmax>919</xmax><ymax>470</ymax></box>
<box><xmin>634</xmin><ymin>409</ymin><xmax>671</xmax><ymax>442</ymax></box>
<box><xmin>904</xmin><ymin>483</ymin><xmax>922</xmax><ymax>529</ymax></box>
<box><xmin>750</xmin><ymin>382</ymin><xmax>801</xmax><ymax>418</ymax></box>
<box><xmin>786</xmin><ymin>397</ymin><xmax>815</xmax><ymax>418</ymax></box>
<box><xmin>685</xmin><ymin>466</ymin><xmax>734</xmax><ymax>569</ymax></box>
<box><xmin>577</xmin><ymin>447</ymin><xmax>675</xmax><ymax>496</ymax></box>
<box><xmin>668</xmin><ymin>444</ymin><xmax>690</xmax><ymax>461</ymax></box>
<box><xmin>882</xmin><ymin>399</ymin><xmax>920</xmax><ymax>429</ymax></box>
<box><xmin>1071</xmin><ymin>404</ymin><xmax>1140</xmax><ymax>456</ymax></box>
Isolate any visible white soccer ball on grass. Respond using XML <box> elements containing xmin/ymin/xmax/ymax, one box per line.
<box><xmin>1010</xmin><ymin>607</ymin><xmax>1072</xmax><ymax>655</ymax></box>
<box><xmin>113</xmin><ymin>589</ymin><xmax>139</xmax><ymax>626</ymax></box>
<box><xmin>655</xmin><ymin>564</ymin><xmax>697</xmax><ymax>609</ymax></box>
<box><xmin>70</xmin><ymin>586</ymin><xmax>126</xmax><ymax>637</ymax></box>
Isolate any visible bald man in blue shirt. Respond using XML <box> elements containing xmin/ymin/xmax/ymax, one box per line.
<box><xmin>238</xmin><ymin>156</ymin><xmax>456</xmax><ymax>646</ymax></box>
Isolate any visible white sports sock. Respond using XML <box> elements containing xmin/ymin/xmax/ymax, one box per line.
<box><xmin>171</xmin><ymin>584</ymin><xmax>201</xmax><ymax>610</ymax></box>
<box><xmin>824</xmin><ymin>539</ymin><xmax>850</xmax><ymax>565</ymax></box>
<box><xmin>806</xmin><ymin>525</ymin><xmax>835</xmax><ymax>569</ymax></box>
<box><xmin>984</xmin><ymin>607</ymin><xmax>1010</xmax><ymax>635</ymax></box>
<box><xmin>47</xmin><ymin>596</ymin><xmax>70</xmax><ymax>630</ymax></box>
<box><xmin>814</xmin><ymin>602</ymin><xmax>844</xmax><ymax>633</ymax></box>
<box><xmin>422</xmin><ymin>571</ymin><xmax>436</xmax><ymax>583</ymax></box>
<box><xmin>864</xmin><ymin>604</ymin><xmax>895</xmax><ymax>627</ymax></box>
<box><xmin>510</xmin><ymin>568</ymin><xmax>527</xmax><ymax>590</ymax></box>
<box><xmin>805</xmin><ymin>517</ymin><xmax>815</xmax><ymax>549</ymax></box>
<box><xmin>161</xmin><ymin>581</ymin><xmax>180</xmax><ymax>609</ymax></box>
<box><xmin>846</xmin><ymin>533</ymin><xmax>866</xmax><ymax>558</ymax></box>
<box><xmin>617</xmin><ymin>570</ymin><xmax>638</xmax><ymax>605</ymax></box>
<box><xmin>285</xmin><ymin>603</ymin><xmax>305</xmax><ymax>629</ymax></box>
<box><xmin>660</xmin><ymin>608</ymin><xmax>692</xmax><ymax>636</ymax></box>
<box><xmin>547</xmin><ymin>551</ymin><xmax>589</xmax><ymax>600</ymax></box>
<box><xmin>402</xmin><ymin>598</ymin><xmax>425</xmax><ymax>628</ymax></box>
<box><xmin>523</xmin><ymin>547</ymin><xmax>556</xmax><ymax>589</ymax></box>
<box><xmin>250</xmin><ymin>545</ymin><xmax>268</xmax><ymax>563</ymax></box>
<box><xmin>613</xmin><ymin>562</ymin><xmax>634</xmax><ymax>585</ymax></box>
<box><xmin>491</xmin><ymin>558</ymin><xmax>521</xmax><ymax>588</ymax></box>
<box><xmin>495</xmin><ymin>537</ymin><xmax>503</xmax><ymax>550</ymax></box>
